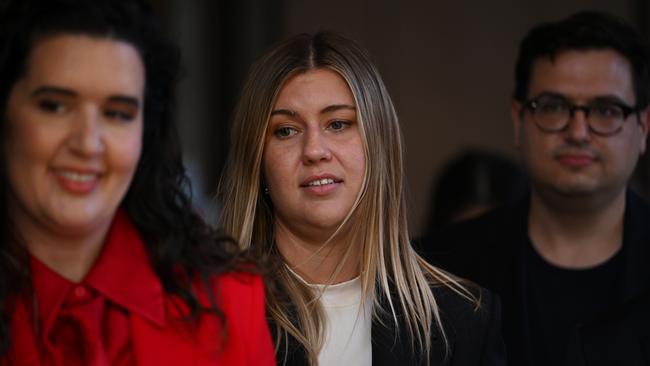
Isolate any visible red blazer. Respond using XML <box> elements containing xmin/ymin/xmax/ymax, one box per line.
<box><xmin>5</xmin><ymin>211</ymin><xmax>276</xmax><ymax>366</ymax></box>
<box><xmin>8</xmin><ymin>273</ymin><xmax>275</xmax><ymax>366</ymax></box>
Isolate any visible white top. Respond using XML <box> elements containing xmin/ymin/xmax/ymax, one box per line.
<box><xmin>290</xmin><ymin>270</ymin><xmax>372</xmax><ymax>366</ymax></box>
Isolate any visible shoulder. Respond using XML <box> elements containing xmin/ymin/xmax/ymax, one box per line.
<box><xmin>432</xmin><ymin>283</ymin><xmax>495</xmax><ymax>332</ymax></box>
<box><xmin>207</xmin><ymin>271</ymin><xmax>266</xmax><ymax>315</ymax></box>
<box><xmin>567</xmin><ymin>290</ymin><xmax>650</xmax><ymax>365</ymax></box>
<box><xmin>182</xmin><ymin>271</ymin><xmax>267</xmax><ymax>334</ymax></box>
<box><xmin>205</xmin><ymin>271</ymin><xmax>276</xmax><ymax>365</ymax></box>
<box><xmin>627</xmin><ymin>189</ymin><xmax>650</xmax><ymax>229</ymax></box>
<box><xmin>430</xmin><ymin>200</ymin><xmax>524</xmax><ymax>250</ymax></box>
<box><xmin>583</xmin><ymin>288</ymin><xmax>650</xmax><ymax>331</ymax></box>
<box><xmin>432</xmin><ymin>283</ymin><xmax>507</xmax><ymax>365</ymax></box>
<box><xmin>419</xmin><ymin>199</ymin><xmax>528</xmax><ymax>282</ymax></box>
<box><xmin>417</xmin><ymin>205</ymin><xmax>508</xmax><ymax>262</ymax></box>
<box><xmin>211</xmin><ymin>270</ymin><xmax>264</xmax><ymax>292</ymax></box>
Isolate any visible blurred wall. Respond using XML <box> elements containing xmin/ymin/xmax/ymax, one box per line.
<box><xmin>282</xmin><ymin>0</ymin><xmax>634</xmax><ymax>236</ymax></box>
<box><xmin>156</xmin><ymin>0</ymin><xmax>646</xmax><ymax>235</ymax></box>
<box><xmin>153</xmin><ymin>0</ymin><xmax>283</xmax><ymax>221</ymax></box>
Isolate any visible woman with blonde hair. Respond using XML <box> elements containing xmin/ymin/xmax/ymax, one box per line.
<box><xmin>220</xmin><ymin>31</ymin><xmax>505</xmax><ymax>366</ymax></box>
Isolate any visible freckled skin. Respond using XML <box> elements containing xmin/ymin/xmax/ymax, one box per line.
<box><xmin>263</xmin><ymin>69</ymin><xmax>366</xmax><ymax>241</ymax></box>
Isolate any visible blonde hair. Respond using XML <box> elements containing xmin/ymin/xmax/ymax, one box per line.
<box><xmin>219</xmin><ymin>32</ymin><xmax>477</xmax><ymax>365</ymax></box>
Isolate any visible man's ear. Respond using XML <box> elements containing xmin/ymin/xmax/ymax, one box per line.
<box><xmin>511</xmin><ymin>99</ymin><xmax>524</xmax><ymax>147</ymax></box>
<box><xmin>637</xmin><ymin>107</ymin><xmax>650</xmax><ymax>154</ymax></box>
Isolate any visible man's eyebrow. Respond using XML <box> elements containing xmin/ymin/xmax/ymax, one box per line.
<box><xmin>108</xmin><ymin>95</ymin><xmax>140</xmax><ymax>108</ymax></box>
<box><xmin>534</xmin><ymin>91</ymin><xmax>632</xmax><ymax>105</ymax></box>
<box><xmin>31</xmin><ymin>86</ymin><xmax>77</xmax><ymax>98</ymax></box>
<box><xmin>321</xmin><ymin>104</ymin><xmax>356</xmax><ymax>114</ymax></box>
<box><xmin>532</xmin><ymin>91</ymin><xmax>566</xmax><ymax>100</ymax></box>
<box><xmin>590</xmin><ymin>95</ymin><xmax>632</xmax><ymax>105</ymax></box>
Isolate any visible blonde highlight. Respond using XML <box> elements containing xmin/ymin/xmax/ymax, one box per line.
<box><xmin>219</xmin><ymin>32</ymin><xmax>478</xmax><ymax>365</ymax></box>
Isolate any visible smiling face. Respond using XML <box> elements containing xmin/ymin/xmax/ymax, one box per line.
<box><xmin>263</xmin><ymin>68</ymin><xmax>366</xmax><ymax>241</ymax></box>
<box><xmin>512</xmin><ymin>49</ymin><xmax>648</xmax><ymax>202</ymax></box>
<box><xmin>4</xmin><ymin>34</ymin><xmax>144</xmax><ymax>239</ymax></box>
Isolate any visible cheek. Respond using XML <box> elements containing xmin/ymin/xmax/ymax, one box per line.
<box><xmin>605</xmin><ymin>136</ymin><xmax>641</xmax><ymax>172</ymax></box>
<box><xmin>262</xmin><ymin>147</ymin><xmax>289</xmax><ymax>190</ymax></box>
<box><xmin>262</xmin><ymin>152</ymin><xmax>290</xmax><ymax>215</ymax></box>
<box><xmin>519</xmin><ymin>134</ymin><xmax>551</xmax><ymax>176</ymax></box>
<box><xmin>523</xmin><ymin>129</ymin><xmax>556</xmax><ymax>157</ymax></box>
<box><xmin>108</xmin><ymin>125</ymin><xmax>143</xmax><ymax>175</ymax></box>
<box><xmin>345</xmin><ymin>135</ymin><xmax>366</xmax><ymax>181</ymax></box>
<box><xmin>5</xmin><ymin>117</ymin><xmax>58</xmax><ymax>172</ymax></box>
<box><xmin>351</xmin><ymin>145</ymin><xmax>366</xmax><ymax>180</ymax></box>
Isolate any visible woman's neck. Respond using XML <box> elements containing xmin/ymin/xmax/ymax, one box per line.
<box><xmin>274</xmin><ymin>220</ymin><xmax>360</xmax><ymax>285</ymax></box>
<box><xmin>15</xmin><ymin>211</ymin><xmax>112</xmax><ymax>283</ymax></box>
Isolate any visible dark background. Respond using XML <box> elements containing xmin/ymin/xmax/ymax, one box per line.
<box><xmin>149</xmin><ymin>0</ymin><xmax>650</xmax><ymax>235</ymax></box>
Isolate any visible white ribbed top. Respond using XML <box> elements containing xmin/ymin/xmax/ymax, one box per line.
<box><xmin>288</xmin><ymin>268</ymin><xmax>372</xmax><ymax>366</ymax></box>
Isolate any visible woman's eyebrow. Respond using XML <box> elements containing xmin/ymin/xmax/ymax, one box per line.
<box><xmin>270</xmin><ymin>104</ymin><xmax>356</xmax><ymax>118</ymax></box>
<box><xmin>321</xmin><ymin>104</ymin><xmax>356</xmax><ymax>114</ymax></box>
<box><xmin>270</xmin><ymin>108</ymin><xmax>297</xmax><ymax>117</ymax></box>
<box><xmin>31</xmin><ymin>86</ymin><xmax>140</xmax><ymax>108</ymax></box>
<box><xmin>108</xmin><ymin>95</ymin><xmax>140</xmax><ymax>108</ymax></box>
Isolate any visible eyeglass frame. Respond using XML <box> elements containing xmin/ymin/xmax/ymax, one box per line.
<box><xmin>520</xmin><ymin>93</ymin><xmax>642</xmax><ymax>137</ymax></box>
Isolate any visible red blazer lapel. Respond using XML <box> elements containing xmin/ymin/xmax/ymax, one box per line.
<box><xmin>131</xmin><ymin>313</ymin><xmax>201</xmax><ymax>366</ymax></box>
<box><xmin>130</xmin><ymin>297</ymin><xmax>224</xmax><ymax>366</ymax></box>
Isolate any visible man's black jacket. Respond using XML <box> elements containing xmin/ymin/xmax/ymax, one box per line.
<box><xmin>419</xmin><ymin>190</ymin><xmax>650</xmax><ymax>365</ymax></box>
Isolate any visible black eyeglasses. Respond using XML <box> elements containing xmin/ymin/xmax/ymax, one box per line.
<box><xmin>523</xmin><ymin>94</ymin><xmax>640</xmax><ymax>136</ymax></box>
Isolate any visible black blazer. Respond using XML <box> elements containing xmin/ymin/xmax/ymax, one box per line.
<box><xmin>273</xmin><ymin>284</ymin><xmax>507</xmax><ymax>366</ymax></box>
<box><xmin>420</xmin><ymin>190</ymin><xmax>650</xmax><ymax>365</ymax></box>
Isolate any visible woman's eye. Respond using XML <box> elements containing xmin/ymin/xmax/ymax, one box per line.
<box><xmin>38</xmin><ymin>100</ymin><xmax>66</xmax><ymax>113</ymax></box>
<box><xmin>274</xmin><ymin>126</ymin><xmax>298</xmax><ymax>138</ymax></box>
<box><xmin>328</xmin><ymin>120</ymin><xmax>351</xmax><ymax>131</ymax></box>
<box><xmin>104</xmin><ymin>109</ymin><xmax>135</xmax><ymax>122</ymax></box>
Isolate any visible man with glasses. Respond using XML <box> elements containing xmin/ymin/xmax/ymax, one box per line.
<box><xmin>422</xmin><ymin>11</ymin><xmax>650</xmax><ymax>366</ymax></box>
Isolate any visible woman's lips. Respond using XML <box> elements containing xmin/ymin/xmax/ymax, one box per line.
<box><xmin>300</xmin><ymin>175</ymin><xmax>342</xmax><ymax>195</ymax></box>
<box><xmin>53</xmin><ymin>169</ymin><xmax>101</xmax><ymax>194</ymax></box>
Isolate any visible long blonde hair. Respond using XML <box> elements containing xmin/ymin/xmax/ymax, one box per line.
<box><xmin>219</xmin><ymin>32</ymin><xmax>476</xmax><ymax>365</ymax></box>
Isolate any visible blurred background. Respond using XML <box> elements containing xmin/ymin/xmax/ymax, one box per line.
<box><xmin>149</xmin><ymin>0</ymin><xmax>650</xmax><ymax>236</ymax></box>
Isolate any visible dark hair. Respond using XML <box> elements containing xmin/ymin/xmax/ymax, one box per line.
<box><xmin>514</xmin><ymin>11</ymin><xmax>650</xmax><ymax>108</ymax></box>
<box><xmin>426</xmin><ymin>149</ymin><xmax>527</xmax><ymax>231</ymax></box>
<box><xmin>0</xmin><ymin>0</ymin><xmax>241</xmax><ymax>355</ymax></box>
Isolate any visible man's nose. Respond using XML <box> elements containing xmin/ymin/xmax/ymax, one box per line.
<box><xmin>565</xmin><ymin>107</ymin><xmax>591</xmax><ymax>143</ymax></box>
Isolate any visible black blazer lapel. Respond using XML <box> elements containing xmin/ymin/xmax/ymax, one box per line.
<box><xmin>371</xmin><ymin>304</ymin><xmax>450</xmax><ymax>366</ymax></box>
<box><xmin>269</xmin><ymin>317</ymin><xmax>309</xmax><ymax>366</ymax></box>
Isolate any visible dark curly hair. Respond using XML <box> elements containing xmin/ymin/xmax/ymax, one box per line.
<box><xmin>514</xmin><ymin>11</ymin><xmax>650</xmax><ymax>108</ymax></box>
<box><xmin>0</xmin><ymin>0</ymin><xmax>242</xmax><ymax>355</ymax></box>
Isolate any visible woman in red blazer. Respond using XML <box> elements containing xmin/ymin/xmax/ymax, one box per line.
<box><xmin>0</xmin><ymin>0</ymin><xmax>275</xmax><ymax>365</ymax></box>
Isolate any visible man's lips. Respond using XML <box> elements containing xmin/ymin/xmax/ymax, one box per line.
<box><xmin>556</xmin><ymin>153</ymin><xmax>596</xmax><ymax>167</ymax></box>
